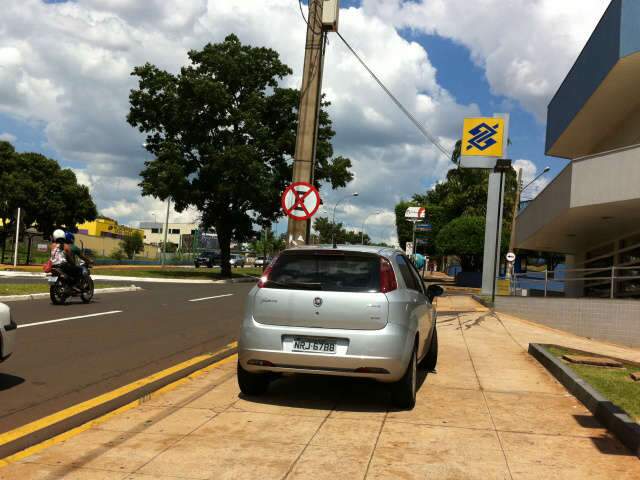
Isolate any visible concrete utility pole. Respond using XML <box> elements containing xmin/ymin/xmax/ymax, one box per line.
<box><xmin>161</xmin><ymin>198</ymin><xmax>170</xmax><ymax>267</ymax></box>
<box><xmin>12</xmin><ymin>207</ymin><xmax>21</xmax><ymax>268</ymax></box>
<box><xmin>287</xmin><ymin>0</ymin><xmax>326</xmax><ymax>247</ymax></box>
<box><xmin>508</xmin><ymin>167</ymin><xmax>523</xmax><ymax>254</ymax></box>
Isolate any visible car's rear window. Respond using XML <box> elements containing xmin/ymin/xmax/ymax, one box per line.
<box><xmin>266</xmin><ymin>252</ymin><xmax>380</xmax><ymax>292</ymax></box>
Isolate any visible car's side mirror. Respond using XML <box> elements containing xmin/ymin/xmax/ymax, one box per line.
<box><xmin>427</xmin><ymin>284</ymin><xmax>444</xmax><ymax>302</ymax></box>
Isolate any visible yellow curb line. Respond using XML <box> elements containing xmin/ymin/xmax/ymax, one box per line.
<box><xmin>0</xmin><ymin>343</ymin><xmax>238</xmax><ymax>467</ymax></box>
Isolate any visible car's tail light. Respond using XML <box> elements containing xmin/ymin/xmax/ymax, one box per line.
<box><xmin>257</xmin><ymin>254</ymin><xmax>279</xmax><ymax>288</ymax></box>
<box><xmin>380</xmin><ymin>257</ymin><xmax>397</xmax><ymax>293</ymax></box>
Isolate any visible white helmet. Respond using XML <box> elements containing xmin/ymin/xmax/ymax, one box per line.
<box><xmin>53</xmin><ymin>229</ymin><xmax>66</xmax><ymax>242</ymax></box>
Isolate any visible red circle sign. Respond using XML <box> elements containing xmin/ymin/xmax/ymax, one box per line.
<box><xmin>281</xmin><ymin>182</ymin><xmax>322</xmax><ymax>221</ymax></box>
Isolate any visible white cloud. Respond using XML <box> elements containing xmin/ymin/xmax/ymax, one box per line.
<box><xmin>0</xmin><ymin>0</ymin><xmax>479</xmax><ymax>242</ymax></box>
<box><xmin>361</xmin><ymin>0</ymin><xmax>610</xmax><ymax>121</ymax></box>
<box><xmin>0</xmin><ymin>132</ymin><xmax>16</xmax><ymax>143</ymax></box>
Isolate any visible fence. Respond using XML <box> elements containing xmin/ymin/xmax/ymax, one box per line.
<box><xmin>512</xmin><ymin>265</ymin><xmax>640</xmax><ymax>299</ymax></box>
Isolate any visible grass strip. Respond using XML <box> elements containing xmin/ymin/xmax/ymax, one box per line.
<box><xmin>548</xmin><ymin>345</ymin><xmax>640</xmax><ymax>421</ymax></box>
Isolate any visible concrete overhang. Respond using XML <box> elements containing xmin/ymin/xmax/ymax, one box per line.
<box><xmin>515</xmin><ymin>145</ymin><xmax>640</xmax><ymax>254</ymax></box>
<box><xmin>546</xmin><ymin>0</ymin><xmax>640</xmax><ymax>158</ymax></box>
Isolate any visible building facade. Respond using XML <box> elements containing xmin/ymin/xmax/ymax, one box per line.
<box><xmin>139</xmin><ymin>222</ymin><xmax>210</xmax><ymax>249</ymax></box>
<box><xmin>76</xmin><ymin>217</ymin><xmax>144</xmax><ymax>240</ymax></box>
<box><xmin>515</xmin><ymin>0</ymin><xmax>640</xmax><ymax>298</ymax></box>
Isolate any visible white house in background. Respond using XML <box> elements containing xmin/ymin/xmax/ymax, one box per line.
<box><xmin>140</xmin><ymin>222</ymin><xmax>202</xmax><ymax>247</ymax></box>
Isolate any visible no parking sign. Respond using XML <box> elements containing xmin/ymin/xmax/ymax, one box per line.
<box><xmin>281</xmin><ymin>182</ymin><xmax>322</xmax><ymax>221</ymax></box>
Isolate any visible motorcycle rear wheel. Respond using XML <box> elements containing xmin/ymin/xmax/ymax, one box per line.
<box><xmin>50</xmin><ymin>281</ymin><xmax>67</xmax><ymax>305</ymax></box>
<box><xmin>81</xmin><ymin>277</ymin><xmax>95</xmax><ymax>303</ymax></box>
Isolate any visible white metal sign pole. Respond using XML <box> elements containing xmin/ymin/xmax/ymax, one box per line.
<box><xmin>13</xmin><ymin>207</ymin><xmax>21</xmax><ymax>268</ymax></box>
<box><xmin>481</xmin><ymin>113</ymin><xmax>509</xmax><ymax>295</ymax></box>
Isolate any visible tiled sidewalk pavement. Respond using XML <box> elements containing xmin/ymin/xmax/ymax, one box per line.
<box><xmin>2</xmin><ymin>296</ymin><xmax>639</xmax><ymax>479</ymax></box>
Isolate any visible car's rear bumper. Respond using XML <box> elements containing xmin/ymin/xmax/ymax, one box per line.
<box><xmin>239</xmin><ymin>316</ymin><xmax>415</xmax><ymax>382</ymax></box>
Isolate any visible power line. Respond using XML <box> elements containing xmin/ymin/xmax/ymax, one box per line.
<box><xmin>335</xmin><ymin>30</ymin><xmax>453</xmax><ymax>159</ymax></box>
<box><xmin>295</xmin><ymin>2</ymin><xmax>452</xmax><ymax>159</ymax></box>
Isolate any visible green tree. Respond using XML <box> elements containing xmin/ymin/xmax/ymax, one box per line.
<box><xmin>396</xmin><ymin>139</ymin><xmax>518</xmax><ymax>266</ymax></box>
<box><xmin>120</xmin><ymin>232</ymin><xmax>144</xmax><ymax>259</ymax></box>
<box><xmin>128</xmin><ymin>35</ymin><xmax>353</xmax><ymax>277</ymax></box>
<box><xmin>250</xmin><ymin>230</ymin><xmax>285</xmax><ymax>257</ymax></box>
<box><xmin>312</xmin><ymin>216</ymin><xmax>369</xmax><ymax>245</ymax></box>
<box><xmin>435</xmin><ymin>215</ymin><xmax>510</xmax><ymax>272</ymax></box>
<box><xmin>0</xmin><ymin>141</ymin><xmax>97</xmax><ymax>262</ymax></box>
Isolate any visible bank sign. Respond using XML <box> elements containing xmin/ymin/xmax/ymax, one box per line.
<box><xmin>459</xmin><ymin>116</ymin><xmax>509</xmax><ymax>169</ymax></box>
<box><xmin>461</xmin><ymin>118</ymin><xmax>505</xmax><ymax>157</ymax></box>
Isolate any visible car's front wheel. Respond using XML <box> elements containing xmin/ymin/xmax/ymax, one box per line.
<box><xmin>391</xmin><ymin>344</ymin><xmax>417</xmax><ymax>410</ymax></box>
<box><xmin>237</xmin><ymin>362</ymin><xmax>270</xmax><ymax>395</ymax></box>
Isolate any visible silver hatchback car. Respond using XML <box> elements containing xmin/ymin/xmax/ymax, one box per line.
<box><xmin>238</xmin><ymin>246</ymin><xmax>443</xmax><ymax>409</ymax></box>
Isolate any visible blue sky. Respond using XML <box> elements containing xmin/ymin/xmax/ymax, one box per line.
<box><xmin>1</xmin><ymin>0</ymin><xmax>607</xmax><ymax>241</ymax></box>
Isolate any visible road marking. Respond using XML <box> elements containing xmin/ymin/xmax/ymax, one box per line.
<box><xmin>0</xmin><ymin>342</ymin><xmax>238</xmax><ymax>467</ymax></box>
<box><xmin>188</xmin><ymin>293</ymin><xmax>234</xmax><ymax>302</ymax></box>
<box><xmin>17</xmin><ymin>310</ymin><xmax>123</xmax><ymax>329</ymax></box>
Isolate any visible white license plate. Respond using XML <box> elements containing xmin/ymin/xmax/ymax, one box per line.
<box><xmin>292</xmin><ymin>337</ymin><xmax>337</xmax><ymax>354</ymax></box>
<box><xmin>48</xmin><ymin>276</ymin><xmax>59</xmax><ymax>283</ymax></box>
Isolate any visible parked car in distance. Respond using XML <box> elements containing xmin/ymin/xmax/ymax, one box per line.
<box><xmin>238</xmin><ymin>246</ymin><xmax>444</xmax><ymax>409</ymax></box>
<box><xmin>230</xmin><ymin>254</ymin><xmax>246</xmax><ymax>268</ymax></box>
<box><xmin>194</xmin><ymin>251</ymin><xmax>220</xmax><ymax>268</ymax></box>
<box><xmin>254</xmin><ymin>256</ymin><xmax>272</xmax><ymax>267</ymax></box>
<box><xmin>0</xmin><ymin>303</ymin><xmax>17</xmax><ymax>362</ymax></box>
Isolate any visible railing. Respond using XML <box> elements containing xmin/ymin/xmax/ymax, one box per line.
<box><xmin>511</xmin><ymin>265</ymin><xmax>640</xmax><ymax>299</ymax></box>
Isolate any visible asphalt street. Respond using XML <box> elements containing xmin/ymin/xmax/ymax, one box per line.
<box><xmin>0</xmin><ymin>281</ymin><xmax>252</xmax><ymax>433</ymax></box>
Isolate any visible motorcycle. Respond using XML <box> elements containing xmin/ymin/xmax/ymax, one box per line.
<box><xmin>48</xmin><ymin>265</ymin><xmax>95</xmax><ymax>305</ymax></box>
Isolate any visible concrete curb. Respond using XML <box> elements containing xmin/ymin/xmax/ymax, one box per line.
<box><xmin>0</xmin><ymin>286</ymin><xmax>142</xmax><ymax>303</ymax></box>
<box><xmin>0</xmin><ymin>345</ymin><xmax>237</xmax><ymax>460</ymax></box>
<box><xmin>529</xmin><ymin>343</ymin><xmax>640</xmax><ymax>458</ymax></box>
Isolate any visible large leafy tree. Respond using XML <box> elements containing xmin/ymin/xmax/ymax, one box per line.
<box><xmin>0</xmin><ymin>142</ymin><xmax>97</xmax><ymax>262</ymax></box>
<box><xmin>128</xmin><ymin>35</ymin><xmax>353</xmax><ymax>276</ymax></box>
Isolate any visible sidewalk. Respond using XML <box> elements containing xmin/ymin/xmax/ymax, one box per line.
<box><xmin>2</xmin><ymin>296</ymin><xmax>639</xmax><ymax>479</ymax></box>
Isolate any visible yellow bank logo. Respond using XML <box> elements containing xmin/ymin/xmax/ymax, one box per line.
<box><xmin>462</xmin><ymin>118</ymin><xmax>505</xmax><ymax>157</ymax></box>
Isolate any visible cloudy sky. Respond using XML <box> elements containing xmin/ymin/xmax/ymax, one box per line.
<box><xmin>0</xmin><ymin>0</ymin><xmax>610</xmax><ymax>244</ymax></box>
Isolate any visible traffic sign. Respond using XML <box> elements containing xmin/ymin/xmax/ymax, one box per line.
<box><xmin>281</xmin><ymin>182</ymin><xmax>321</xmax><ymax>221</ymax></box>
<box><xmin>405</xmin><ymin>242</ymin><xmax>414</xmax><ymax>256</ymax></box>
<box><xmin>506</xmin><ymin>252</ymin><xmax>516</xmax><ymax>262</ymax></box>
<box><xmin>405</xmin><ymin>207</ymin><xmax>426</xmax><ymax>220</ymax></box>
<box><xmin>415</xmin><ymin>223</ymin><xmax>432</xmax><ymax>232</ymax></box>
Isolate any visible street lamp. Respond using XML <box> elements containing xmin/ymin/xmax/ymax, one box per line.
<box><xmin>521</xmin><ymin>166</ymin><xmax>550</xmax><ymax>195</ymax></box>
<box><xmin>361</xmin><ymin>210</ymin><xmax>381</xmax><ymax>245</ymax></box>
<box><xmin>332</xmin><ymin>192</ymin><xmax>359</xmax><ymax>247</ymax></box>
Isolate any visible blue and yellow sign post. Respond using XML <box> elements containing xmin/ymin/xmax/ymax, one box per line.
<box><xmin>460</xmin><ymin>116</ymin><xmax>508</xmax><ymax>168</ymax></box>
<box><xmin>459</xmin><ymin>113</ymin><xmax>511</xmax><ymax>302</ymax></box>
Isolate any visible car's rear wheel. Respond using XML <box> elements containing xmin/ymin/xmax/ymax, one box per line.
<box><xmin>391</xmin><ymin>344</ymin><xmax>417</xmax><ymax>410</ymax></box>
<box><xmin>420</xmin><ymin>327</ymin><xmax>438</xmax><ymax>371</ymax></box>
<box><xmin>194</xmin><ymin>263</ymin><xmax>200</xmax><ymax>268</ymax></box>
<box><xmin>237</xmin><ymin>362</ymin><xmax>270</xmax><ymax>395</ymax></box>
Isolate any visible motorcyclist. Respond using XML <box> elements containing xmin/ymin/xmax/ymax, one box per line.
<box><xmin>49</xmin><ymin>229</ymin><xmax>82</xmax><ymax>286</ymax></box>
<box><xmin>65</xmin><ymin>232</ymin><xmax>91</xmax><ymax>285</ymax></box>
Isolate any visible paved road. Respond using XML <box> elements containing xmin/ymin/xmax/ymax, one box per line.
<box><xmin>0</xmin><ymin>281</ymin><xmax>252</xmax><ymax>433</ymax></box>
